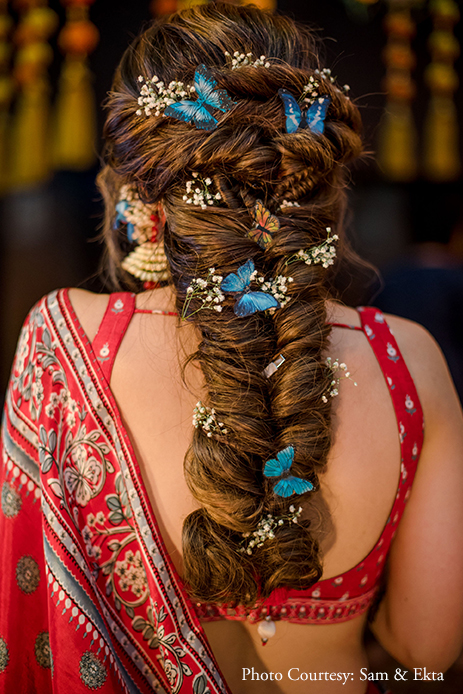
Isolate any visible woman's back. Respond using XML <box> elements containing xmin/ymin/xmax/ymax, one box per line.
<box><xmin>66</xmin><ymin>285</ymin><xmax>463</xmax><ymax>693</ymax></box>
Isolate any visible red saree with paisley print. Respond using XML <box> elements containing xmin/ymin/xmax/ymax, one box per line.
<box><xmin>0</xmin><ymin>290</ymin><xmax>229</xmax><ymax>694</ymax></box>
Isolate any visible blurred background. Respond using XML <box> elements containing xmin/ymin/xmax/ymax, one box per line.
<box><xmin>0</xmin><ymin>0</ymin><xmax>462</xmax><ymax>688</ymax></box>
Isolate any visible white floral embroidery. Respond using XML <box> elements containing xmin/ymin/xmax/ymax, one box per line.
<box><xmin>115</xmin><ymin>550</ymin><xmax>148</xmax><ymax>598</ymax></box>
<box><xmin>16</xmin><ymin>328</ymin><xmax>30</xmax><ymax>373</ymax></box>
<box><xmin>64</xmin><ymin>445</ymin><xmax>103</xmax><ymax>506</ymax></box>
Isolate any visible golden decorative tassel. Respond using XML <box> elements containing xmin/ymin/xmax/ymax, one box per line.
<box><xmin>377</xmin><ymin>6</ymin><xmax>418</xmax><ymax>182</ymax></box>
<box><xmin>0</xmin><ymin>0</ymin><xmax>14</xmax><ymax>192</ymax></box>
<box><xmin>9</xmin><ymin>1</ymin><xmax>58</xmax><ymax>188</ymax></box>
<box><xmin>53</xmin><ymin>0</ymin><xmax>99</xmax><ymax>171</ymax></box>
<box><xmin>423</xmin><ymin>95</ymin><xmax>460</xmax><ymax>180</ymax></box>
<box><xmin>121</xmin><ymin>242</ymin><xmax>170</xmax><ymax>284</ymax></box>
<box><xmin>423</xmin><ymin>0</ymin><xmax>460</xmax><ymax>181</ymax></box>
<box><xmin>53</xmin><ymin>56</ymin><xmax>96</xmax><ymax>170</ymax></box>
<box><xmin>10</xmin><ymin>77</ymin><xmax>51</xmax><ymax>187</ymax></box>
<box><xmin>0</xmin><ymin>106</ymin><xmax>10</xmax><ymax>192</ymax></box>
<box><xmin>378</xmin><ymin>102</ymin><xmax>418</xmax><ymax>181</ymax></box>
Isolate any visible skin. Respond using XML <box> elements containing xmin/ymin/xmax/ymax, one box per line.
<box><xmin>69</xmin><ymin>285</ymin><xmax>463</xmax><ymax>694</ymax></box>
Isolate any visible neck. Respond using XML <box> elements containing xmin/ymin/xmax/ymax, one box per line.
<box><xmin>137</xmin><ymin>284</ymin><xmax>177</xmax><ymax>313</ymax></box>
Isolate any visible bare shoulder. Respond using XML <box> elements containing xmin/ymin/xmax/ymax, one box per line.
<box><xmin>67</xmin><ymin>288</ymin><xmax>110</xmax><ymax>343</ymax></box>
<box><xmin>328</xmin><ymin>301</ymin><xmax>460</xmax><ymax>422</ymax></box>
<box><xmin>370</xmin><ymin>312</ymin><xmax>463</xmax><ymax>667</ymax></box>
<box><xmin>382</xmin><ymin>312</ymin><xmax>461</xmax><ymax>423</ymax></box>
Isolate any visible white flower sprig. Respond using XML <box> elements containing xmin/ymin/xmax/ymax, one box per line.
<box><xmin>322</xmin><ymin>357</ymin><xmax>357</xmax><ymax>403</ymax></box>
<box><xmin>182</xmin><ymin>268</ymin><xmax>225</xmax><ymax>319</ymax></box>
<box><xmin>193</xmin><ymin>402</ymin><xmax>228</xmax><ymax>437</ymax></box>
<box><xmin>253</xmin><ymin>272</ymin><xmax>293</xmax><ymax>309</ymax></box>
<box><xmin>239</xmin><ymin>505</ymin><xmax>303</xmax><ymax>555</ymax></box>
<box><xmin>136</xmin><ymin>75</ymin><xmax>195</xmax><ymax>117</ymax></box>
<box><xmin>225</xmin><ymin>51</ymin><xmax>270</xmax><ymax>69</ymax></box>
<box><xmin>183</xmin><ymin>173</ymin><xmax>222</xmax><ymax>209</ymax></box>
<box><xmin>116</xmin><ymin>185</ymin><xmax>154</xmax><ymax>243</ymax></box>
<box><xmin>287</xmin><ymin>227</ymin><xmax>339</xmax><ymax>270</ymax></box>
<box><xmin>280</xmin><ymin>199</ymin><xmax>300</xmax><ymax>209</ymax></box>
<box><xmin>300</xmin><ymin>74</ymin><xmax>321</xmax><ymax>104</ymax></box>
<box><xmin>314</xmin><ymin>68</ymin><xmax>350</xmax><ymax>96</ymax></box>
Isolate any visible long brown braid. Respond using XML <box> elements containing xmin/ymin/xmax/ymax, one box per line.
<box><xmin>98</xmin><ymin>2</ymin><xmax>363</xmax><ymax>605</ymax></box>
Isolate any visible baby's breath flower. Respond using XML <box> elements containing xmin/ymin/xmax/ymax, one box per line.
<box><xmin>288</xmin><ymin>228</ymin><xmax>339</xmax><ymax>269</ymax></box>
<box><xmin>224</xmin><ymin>50</ymin><xmax>271</xmax><ymax>70</ymax></box>
<box><xmin>267</xmin><ymin>274</ymin><xmax>293</xmax><ymax>308</ymax></box>
<box><xmin>322</xmin><ymin>356</ymin><xmax>357</xmax><ymax>403</ymax></box>
<box><xmin>313</xmin><ymin>68</ymin><xmax>351</xmax><ymax>98</ymax></box>
<box><xmin>183</xmin><ymin>174</ymin><xmax>222</xmax><ymax>210</ymax></box>
<box><xmin>239</xmin><ymin>507</ymin><xmax>303</xmax><ymax>554</ymax></box>
<box><xmin>182</xmin><ymin>268</ymin><xmax>225</xmax><ymax>319</ymax></box>
<box><xmin>300</xmin><ymin>75</ymin><xmax>321</xmax><ymax>104</ymax></box>
<box><xmin>136</xmin><ymin>75</ymin><xmax>192</xmax><ymax>117</ymax></box>
<box><xmin>193</xmin><ymin>401</ymin><xmax>228</xmax><ymax>437</ymax></box>
<box><xmin>280</xmin><ymin>199</ymin><xmax>301</xmax><ymax>209</ymax></box>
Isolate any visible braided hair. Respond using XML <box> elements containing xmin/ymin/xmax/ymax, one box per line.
<box><xmin>98</xmin><ymin>2</ymin><xmax>363</xmax><ymax>606</ymax></box>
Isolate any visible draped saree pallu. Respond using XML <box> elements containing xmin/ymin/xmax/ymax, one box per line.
<box><xmin>0</xmin><ymin>290</ymin><xmax>229</xmax><ymax>694</ymax></box>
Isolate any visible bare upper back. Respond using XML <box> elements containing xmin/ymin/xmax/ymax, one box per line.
<box><xmin>67</xmin><ymin>287</ymin><xmax>414</xmax><ymax>580</ymax></box>
<box><xmin>67</xmin><ymin>286</ymin><xmax>463</xmax><ymax>693</ymax></box>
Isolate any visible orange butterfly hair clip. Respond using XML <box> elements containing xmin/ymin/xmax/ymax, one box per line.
<box><xmin>247</xmin><ymin>201</ymin><xmax>280</xmax><ymax>249</ymax></box>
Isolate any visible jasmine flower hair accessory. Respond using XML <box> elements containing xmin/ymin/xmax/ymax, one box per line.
<box><xmin>183</xmin><ymin>173</ymin><xmax>222</xmax><ymax>209</ymax></box>
<box><xmin>224</xmin><ymin>51</ymin><xmax>270</xmax><ymax>69</ymax></box>
<box><xmin>287</xmin><ymin>227</ymin><xmax>338</xmax><ymax>269</ymax></box>
<box><xmin>116</xmin><ymin>185</ymin><xmax>169</xmax><ymax>286</ymax></box>
<box><xmin>239</xmin><ymin>505</ymin><xmax>303</xmax><ymax>555</ymax></box>
<box><xmin>322</xmin><ymin>357</ymin><xmax>357</xmax><ymax>403</ymax></box>
<box><xmin>115</xmin><ymin>184</ymin><xmax>155</xmax><ymax>243</ymax></box>
<box><xmin>193</xmin><ymin>402</ymin><xmax>228</xmax><ymax>437</ymax></box>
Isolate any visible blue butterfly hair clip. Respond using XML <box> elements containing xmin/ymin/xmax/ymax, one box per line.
<box><xmin>278</xmin><ymin>89</ymin><xmax>330</xmax><ymax>135</ymax></box>
<box><xmin>182</xmin><ymin>260</ymin><xmax>292</xmax><ymax>320</ymax></box>
<box><xmin>164</xmin><ymin>64</ymin><xmax>234</xmax><ymax>132</ymax></box>
<box><xmin>221</xmin><ymin>259</ymin><xmax>280</xmax><ymax>318</ymax></box>
<box><xmin>263</xmin><ymin>446</ymin><xmax>314</xmax><ymax>498</ymax></box>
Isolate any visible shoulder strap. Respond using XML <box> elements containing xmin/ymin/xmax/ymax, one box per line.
<box><xmin>92</xmin><ymin>292</ymin><xmax>136</xmax><ymax>383</ymax></box>
<box><xmin>358</xmin><ymin>307</ymin><xmax>424</xmax><ymax>456</ymax></box>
